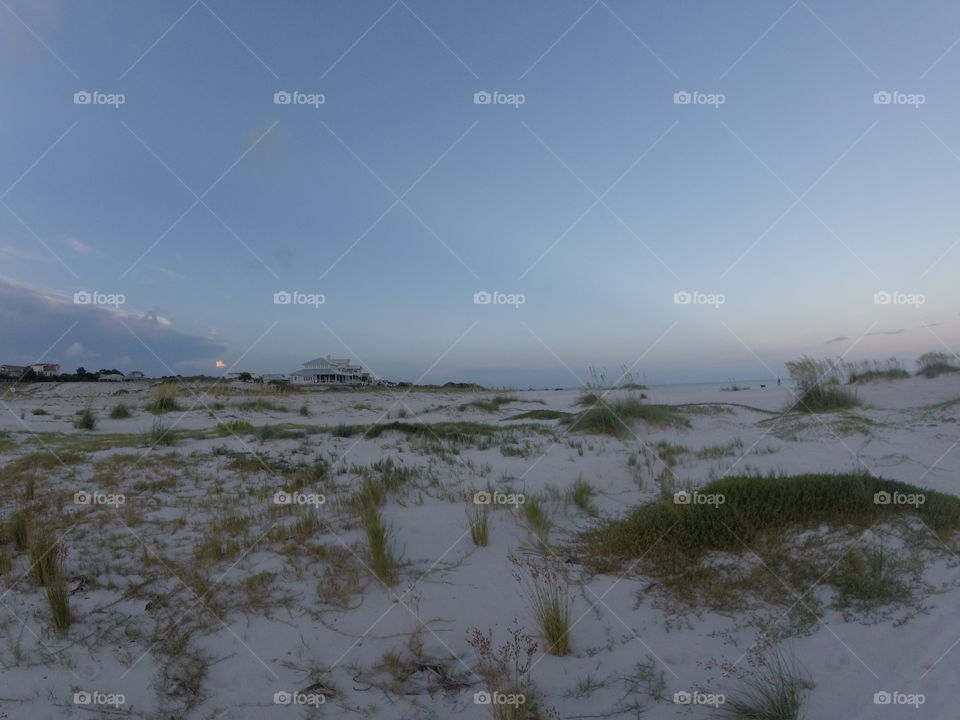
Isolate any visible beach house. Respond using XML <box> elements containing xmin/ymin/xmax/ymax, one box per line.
<box><xmin>288</xmin><ymin>355</ymin><xmax>371</xmax><ymax>385</ymax></box>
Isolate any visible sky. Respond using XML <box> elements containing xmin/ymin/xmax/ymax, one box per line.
<box><xmin>1</xmin><ymin>0</ymin><xmax>959</xmax><ymax>387</ymax></box>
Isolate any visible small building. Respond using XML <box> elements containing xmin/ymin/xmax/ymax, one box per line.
<box><xmin>30</xmin><ymin>363</ymin><xmax>61</xmax><ymax>377</ymax></box>
<box><xmin>126</xmin><ymin>371</ymin><xmax>145</xmax><ymax>380</ymax></box>
<box><xmin>1</xmin><ymin>364</ymin><xmax>27</xmax><ymax>378</ymax></box>
<box><xmin>99</xmin><ymin>371</ymin><xmax>125</xmax><ymax>382</ymax></box>
<box><xmin>288</xmin><ymin>355</ymin><xmax>371</xmax><ymax>385</ymax></box>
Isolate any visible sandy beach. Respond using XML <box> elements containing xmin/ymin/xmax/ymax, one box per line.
<box><xmin>1</xmin><ymin>375</ymin><xmax>958</xmax><ymax>718</ymax></box>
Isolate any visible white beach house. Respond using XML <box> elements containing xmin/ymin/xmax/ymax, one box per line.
<box><xmin>288</xmin><ymin>355</ymin><xmax>370</xmax><ymax>385</ymax></box>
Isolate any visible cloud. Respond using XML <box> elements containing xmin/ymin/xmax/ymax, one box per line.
<box><xmin>824</xmin><ymin>335</ymin><xmax>848</xmax><ymax>345</ymax></box>
<box><xmin>867</xmin><ymin>329</ymin><xmax>906</xmax><ymax>336</ymax></box>
<box><xmin>65</xmin><ymin>237</ymin><xmax>93</xmax><ymax>254</ymax></box>
<box><xmin>0</xmin><ymin>276</ymin><xmax>226</xmax><ymax>373</ymax></box>
<box><xmin>64</xmin><ymin>341</ymin><xmax>84</xmax><ymax>358</ymax></box>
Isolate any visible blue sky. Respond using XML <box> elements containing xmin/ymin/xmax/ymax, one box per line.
<box><xmin>2</xmin><ymin>0</ymin><xmax>959</xmax><ymax>386</ymax></box>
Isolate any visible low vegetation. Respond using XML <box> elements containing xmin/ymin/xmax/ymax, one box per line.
<box><xmin>215</xmin><ymin>420</ymin><xmax>254</xmax><ymax>435</ymax></box>
<box><xmin>581</xmin><ymin>473</ymin><xmax>960</xmax><ymax>616</ymax></box>
<box><xmin>73</xmin><ymin>407</ymin><xmax>96</xmax><ymax>430</ymax></box>
<box><xmin>917</xmin><ymin>351</ymin><xmax>960</xmax><ymax>379</ymax></box>
<box><xmin>109</xmin><ymin>402</ymin><xmax>133</xmax><ymax>419</ymax></box>
<box><xmin>844</xmin><ymin>357</ymin><xmax>909</xmax><ymax>384</ymax></box>
<box><xmin>146</xmin><ymin>383</ymin><xmax>182</xmax><ymax>413</ymax></box>
<box><xmin>565</xmin><ymin>396</ymin><xmax>689</xmax><ymax>438</ymax></box>
<box><xmin>459</xmin><ymin>394</ymin><xmax>519</xmax><ymax>412</ymax></box>
<box><xmin>524</xmin><ymin>563</ymin><xmax>572</xmax><ymax>656</ymax></box>
<box><xmin>785</xmin><ymin>356</ymin><xmax>859</xmax><ymax>413</ymax></box>
<box><xmin>468</xmin><ymin>505</ymin><xmax>490</xmax><ymax>547</ymax></box>
<box><xmin>144</xmin><ymin>419</ymin><xmax>176</xmax><ymax>446</ymax></box>
<box><xmin>361</xmin><ymin>504</ymin><xmax>400</xmax><ymax>586</ymax></box>
<box><xmin>721</xmin><ymin>648</ymin><xmax>813</xmax><ymax>720</ymax></box>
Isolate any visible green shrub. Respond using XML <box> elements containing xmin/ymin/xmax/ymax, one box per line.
<box><xmin>146</xmin><ymin>383</ymin><xmax>182</xmax><ymax>413</ymax></box>
<box><xmin>109</xmin><ymin>402</ymin><xmax>133</xmax><ymax>419</ymax></box>
<box><xmin>73</xmin><ymin>408</ymin><xmax>96</xmax><ymax>430</ymax></box>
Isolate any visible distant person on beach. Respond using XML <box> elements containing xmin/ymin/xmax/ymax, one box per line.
<box><xmin>777</xmin><ymin>377</ymin><xmax>781</xmax><ymax>386</ymax></box>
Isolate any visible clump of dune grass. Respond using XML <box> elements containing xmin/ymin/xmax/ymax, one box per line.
<box><xmin>785</xmin><ymin>356</ymin><xmax>858</xmax><ymax>413</ymax></box>
<box><xmin>565</xmin><ymin>396</ymin><xmax>688</xmax><ymax>438</ymax></box>
<box><xmin>361</xmin><ymin>504</ymin><xmax>400</xmax><ymax>586</ymax></box>
<box><xmin>332</xmin><ymin>423</ymin><xmax>359</xmax><ymax>437</ymax></box>
<box><xmin>29</xmin><ymin>530</ymin><xmax>64</xmax><ymax>587</ymax></box>
<box><xmin>74</xmin><ymin>407</ymin><xmax>96</xmax><ymax>430</ymax></box>
<box><xmin>568</xmin><ymin>476</ymin><xmax>596</xmax><ymax>513</ymax></box>
<box><xmin>721</xmin><ymin>648</ymin><xmax>812</xmax><ymax>720</ymax></box>
<box><xmin>9</xmin><ymin>509</ymin><xmax>29</xmax><ymax>551</ymax></box>
<box><xmin>233</xmin><ymin>398</ymin><xmax>288</xmax><ymax>412</ymax></box>
<box><xmin>459</xmin><ymin>394</ymin><xmax>519</xmax><ymax>412</ymax></box>
<box><xmin>468</xmin><ymin>505</ymin><xmax>490</xmax><ymax>547</ymax></box>
<box><xmin>524</xmin><ymin>563</ymin><xmax>572</xmax><ymax>656</ymax></box>
<box><xmin>506</xmin><ymin>409</ymin><xmax>572</xmax><ymax>421</ymax></box>
<box><xmin>581</xmin><ymin>473</ymin><xmax>960</xmax><ymax>614</ymax></box>
<box><xmin>146</xmin><ymin>383</ymin><xmax>182</xmax><ymax>413</ymax></box>
<box><xmin>844</xmin><ymin>357</ymin><xmax>909</xmax><ymax>384</ymax></box>
<box><xmin>917</xmin><ymin>351</ymin><xmax>960</xmax><ymax>379</ymax></box>
<box><xmin>522</xmin><ymin>496</ymin><xmax>552</xmax><ymax>547</ymax></box>
<box><xmin>299</xmin><ymin>402</ymin><xmax>311</xmax><ymax>417</ymax></box>
<box><xmin>46</xmin><ymin>574</ymin><xmax>72</xmax><ymax>634</ymax></box>
<box><xmin>31</xmin><ymin>408</ymin><xmax>48</xmax><ymax>415</ymax></box>
<box><xmin>144</xmin><ymin>418</ymin><xmax>176</xmax><ymax>446</ymax></box>
<box><xmin>109</xmin><ymin>402</ymin><xmax>133</xmax><ymax>419</ymax></box>
<box><xmin>216</xmin><ymin>420</ymin><xmax>254</xmax><ymax>435</ymax></box>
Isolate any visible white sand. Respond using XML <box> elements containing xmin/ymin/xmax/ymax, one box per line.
<box><xmin>0</xmin><ymin>376</ymin><xmax>958</xmax><ymax>718</ymax></box>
